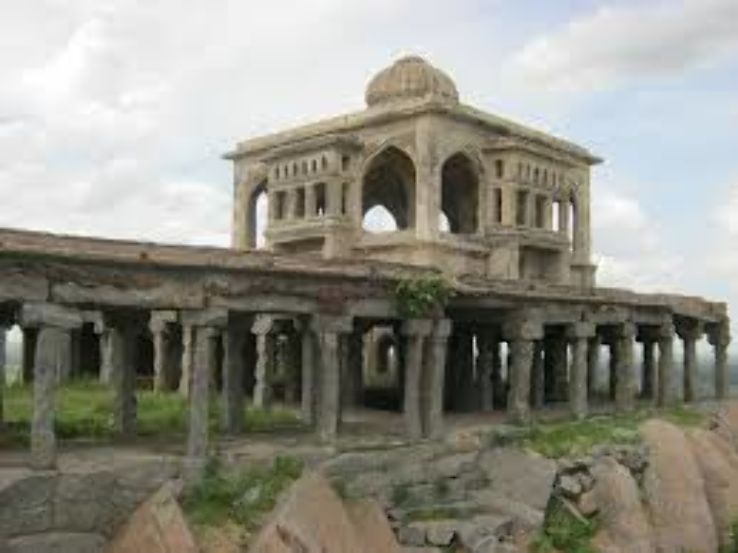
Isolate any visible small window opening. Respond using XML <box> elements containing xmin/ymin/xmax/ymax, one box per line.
<box><xmin>295</xmin><ymin>188</ymin><xmax>306</xmax><ymax>218</ymax></box>
<box><xmin>494</xmin><ymin>188</ymin><xmax>503</xmax><ymax>224</ymax></box>
<box><xmin>341</xmin><ymin>182</ymin><xmax>350</xmax><ymax>215</ymax></box>
<box><xmin>275</xmin><ymin>191</ymin><xmax>286</xmax><ymax>220</ymax></box>
<box><xmin>342</xmin><ymin>155</ymin><xmax>350</xmax><ymax>171</ymax></box>
<box><xmin>315</xmin><ymin>183</ymin><xmax>326</xmax><ymax>216</ymax></box>
<box><xmin>516</xmin><ymin>189</ymin><xmax>528</xmax><ymax>226</ymax></box>
<box><xmin>495</xmin><ymin>160</ymin><xmax>504</xmax><ymax>179</ymax></box>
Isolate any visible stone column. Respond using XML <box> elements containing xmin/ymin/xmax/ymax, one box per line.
<box><xmin>453</xmin><ymin>327</ymin><xmax>475</xmax><ymax>411</ymax></box>
<box><xmin>341</xmin><ymin>331</ymin><xmax>364</xmax><ymax>410</ymax></box>
<box><xmin>20</xmin><ymin>303</ymin><xmax>82</xmax><ymax>469</ymax></box>
<box><xmin>150</xmin><ymin>311</ymin><xmax>177</xmax><ymax>392</ymax></box>
<box><xmin>545</xmin><ymin>335</ymin><xmax>569</xmax><ymax>402</ymax></box>
<box><xmin>477</xmin><ymin>328</ymin><xmax>497</xmax><ymax>412</ymax></box>
<box><xmin>98</xmin><ymin>329</ymin><xmax>113</xmax><ymax>385</ymax></box>
<box><xmin>503</xmin><ymin>318</ymin><xmax>543</xmax><ymax>425</ymax></box>
<box><xmin>312</xmin><ymin>315</ymin><xmax>352</xmax><ymax>442</ymax></box>
<box><xmin>587</xmin><ymin>334</ymin><xmax>601</xmax><ymax>399</ymax></box>
<box><xmin>491</xmin><ymin>339</ymin><xmax>505</xmax><ymax>409</ymax></box>
<box><xmin>252</xmin><ymin>315</ymin><xmax>274</xmax><ymax>409</ymax></box>
<box><xmin>640</xmin><ymin>339</ymin><xmax>657</xmax><ymax>401</ymax></box>
<box><xmin>614</xmin><ymin>323</ymin><xmax>636</xmax><ymax>413</ymax></box>
<box><xmin>709</xmin><ymin>321</ymin><xmax>731</xmax><ymax>400</ymax></box>
<box><xmin>187</xmin><ymin>326</ymin><xmax>217</xmax><ymax>461</ymax></box>
<box><xmin>530</xmin><ymin>340</ymin><xmax>545</xmax><ymax>410</ymax></box>
<box><xmin>183</xmin><ymin>308</ymin><xmax>227</xmax><ymax>462</ymax></box>
<box><xmin>222</xmin><ymin>323</ymin><xmax>247</xmax><ymax>434</ymax></box>
<box><xmin>422</xmin><ymin>319</ymin><xmax>452</xmax><ymax>439</ymax></box>
<box><xmin>109</xmin><ymin>323</ymin><xmax>137</xmax><ymax>436</ymax></box>
<box><xmin>179</xmin><ymin>324</ymin><xmax>195</xmax><ymax>397</ymax></box>
<box><xmin>305</xmin><ymin>184</ymin><xmax>316</xmax><ymax>218</ymax></box>
<box><xmin>401</xmin><ymin>319</ymin><xmax>433</xmax><ymax>442</ymax></box>
<box><xmin>567</xmin><ymin>322</ymin><xmax>596</xmax><ymax>420</ymax></box>
<box><xmin>297</xmin><ymin>320</ymin><xmax>315</xmax><ymax>425</ymax></box>
<box><xmin>657</xmin><ymin>322</ymin><xmax>676</xmax><ymax>407</ymax></box>
<box><xmin>678</xmin><ymin>322</ymin><xmax>702</xmax><ymax>403</ymax></box>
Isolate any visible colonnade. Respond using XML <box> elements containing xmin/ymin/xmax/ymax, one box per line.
<box><xmin>2</xmin><ymin>301</ymin><xmax>731</xmax><ymax>472</ymax></box>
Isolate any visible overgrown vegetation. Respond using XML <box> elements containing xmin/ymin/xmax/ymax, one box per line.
<box><xmin>394</xmin><ymin>276</ymin><xmax>453</xmax><ymax>318</ymax></box>
<box><xmin>531</xmin><ymin>499</ymin><xmax>598</xmax><ymax>553</ymax></box>
<box><xmin>182</xmin><ymin>455</ymin><xmax>303</xmax><ymax>531</ymax></box>
<box><xmin>514</xmin><ymin>406</ymin><xmax>707</xmax><ymax>458</ymax></box>
<box><xmin>721</xmin><ymin>519</ymin><xmax>738</xmax><ymax>553</ymax></box>
<box><xmin>0</xmin><ymin>380</ymin><xmax>303</xmax><ymax>447</ymax></box>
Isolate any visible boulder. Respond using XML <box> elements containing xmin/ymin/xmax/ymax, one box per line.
<box><xmin>710</xmin><ymin>403</ymin><xmax>738</xmax><ymax>451</ymax></box>
<box><xmin>689</xmin><ymin>429</ymin><xmax>738</xmax><ymax>549</ymax></box>
<box><xmin>590</xmin><ymin>457</ymin><xmax>653</xmax><ymax>553</ymax></box>
<box><xmin>641</xmin><ymin>420</ymin><xmax>718</xmax><ymax>553</ymax></box>
<box><xmin>105</xmin><ymin>481</ymin><xmax>197</xmax><ymax>553</ymax></box>
<box><xmin>345</xmin><ymin>498</ymin><xmax>403</xmax><ymax>553</ymax></box>
<box><xmin>249</xmin><ymin>472</ymin><xmax>402</xmax><ymax>553</ymax></box>
<box><xmin>476</xmin><ymin>448</ymin><xmax>556</xmax><ymax>511</ymax></box>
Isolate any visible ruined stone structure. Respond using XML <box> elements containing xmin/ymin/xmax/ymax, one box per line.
<box><xmin>0</xmin><ymin>57</ymin><xmax>731</xmax><ymax>470</ymax></box>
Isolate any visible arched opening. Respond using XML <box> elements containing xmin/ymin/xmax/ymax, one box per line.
<box><xmin>552</xmin><ymin>199</ymin><xmax>561</xmax><ymax>232</ymax></box>
<box><xmin>363</xmin><ymin>205</ymin><xmax>398</xmax><ymax>233</ymax></box>
<box><xmin>441</xmin><ymin>153</ymin><xmax>479</xmax><ymax>233</ymax></box>
<box><xmin>362</xmin><ymin>147</ymin><xmax>416</xmax><ymax>231</ymax></box>
<box><xmin>362</xmin><ymin>327</ymin><xmax>401</xmax><ymax>410</ymax></box>
<box><xmin>247</xmin><ymin>181</ymin><xmax>268</xmax><ymax>249</ymax></box>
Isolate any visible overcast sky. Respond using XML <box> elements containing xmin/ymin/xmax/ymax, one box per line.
<box><xmin>1</xmin><ymin>0</ymin><xmax>737</xmax><ymax>345</ymax></box>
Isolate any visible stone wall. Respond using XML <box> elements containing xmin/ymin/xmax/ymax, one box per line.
<box><xmin>0</xmin><ymin>456</ymin><xmax>180</xmax><ymax>553</ymax></box>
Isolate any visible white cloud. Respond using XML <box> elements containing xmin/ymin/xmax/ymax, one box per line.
<box><xmin>508</xmin><ymin>0</ymin><xmax>738</xmax><ymax>91</ymax></box>
<box><xmin>591</xmin><ymin>180</ymin><xmax>686</xmax><ymax>292</ymax></box>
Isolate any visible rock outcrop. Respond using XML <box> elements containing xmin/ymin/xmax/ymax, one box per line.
<box><xmin>590</xmin><ymin>457</ymin><xmax>653</xmax><ymax>553</ymax></box>
<box><xmin>641</xmin><ymin>419</ymin><xmax>718</xmax><ymax>553</ymax></box>
<box><xmin>106</xmin><ymin>481</ymin><xmax>198</xmax><ymax>553</ymax></box>
<box><xmin>248</xmin><ymin>472</ymin><xmax>402</xmax><ymax>553</ymax></box>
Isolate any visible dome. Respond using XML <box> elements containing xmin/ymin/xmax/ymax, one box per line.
<box><xmin>365</xmin><ymin>56</ymin><xmax>459</xmax><ymax>107</ymax></box>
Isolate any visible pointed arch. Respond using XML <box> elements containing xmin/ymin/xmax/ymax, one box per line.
<box><xmin>247</xmin><ymin>180</ymin><xmax>268</xmax><ymax>249</ymax></box>
<box><xmin>361</xmin><ymin>146</ymin><xmax>416</xmax><ymax>230</ymax></box>
<box><xmin>441</xmin><ymin>152</ymin><xmax>479</xmax><ymax>234</ymax></box>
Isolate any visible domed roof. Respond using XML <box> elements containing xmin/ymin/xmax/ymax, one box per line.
<box><xmin>365</xmin><ymin>56</ymin><xmax>459</xmax><ymax>107</ymax></box>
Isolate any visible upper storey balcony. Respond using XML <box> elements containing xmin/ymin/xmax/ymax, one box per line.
<box><xmin>227</xmin><ymin>56</ymin><xmax>600</xmax><ymax>288</ymax></box>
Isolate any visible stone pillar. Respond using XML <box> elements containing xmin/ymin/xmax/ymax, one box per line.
<box><xmin>182</xmin><ymin>309</ymin><xmax>227</xmax><ymax>462</ymax></box>
<box><xmin>709</xmin><ymin>321</ymin><xmax>731</xmax><ymax>400</ymax></box>
<box><xmin>422</xmin><ymin>319</ymin><xmax>452</xmax><ymax>439</ymax></box>
<box><xmin>298</xmin><ymin>318</ymin><xmax>316</xmax><ymax>425</ymax></box>
<box><xmin>20</xmin><ymin>303</ymin><xmax>82</xmax><ymax>469</ymax></box>
<box><xmin>640</xmin><ymin>339</ymin><xmax>657</xmax><ymax>401</ymax></box>
<box><xmin>530</xmin><ymin>340</ymin><xmax>545</xmax><ymax>410</ymax></box>
<box><xmin>312</xmin><ymin>315</ymin><xmax>352</xmax><ymax>442</ymax></box>
<box><xmin>341</xmin><ymin>331</ymin><xmax>364</xmax><ymax>410</ymax></box>
<box><xmin>587</xmin><ymin>334</ymin><xmax>601</xmax><ymax>399</ymax></box>
<box><xmin>503</xmin><ymin>318</ymin><xmax>543</xmax><ymax>425</ymax></box>
<box><xmin>150</xmin><ymin>311</ymin><xmax>177</xmax><ymax>392</ymax></box>
<box><xmin>222</xmin><ymin>324</ymin><xmax>247</xmax><ymax>434</ymax></box>
<box><xmin>179</xmin><ymin>324</ymin><xmax>195</xmax><ymax>397</ymax></box>
<box><xmin>678</xmin><ymin>322</ymin><xmax>702</xmax><ymax>403</ymax></box>
<box><xmin>187</xmin><ymin>326</ymin><xmax>217</xmax><ymax>461</ymax></box>
<box><xmin>305</xmin><ymin>185</ymin><xmax>316</xmax><ymax>218</ymax></box>
<box><xmin>491</xmin><ymin>339</ymin><xmax>505</xmax><ymax>409</ymax></box>
<box><xmin>477</xmin><ymin>328</ymin><xmax>498</xmax><ymax>411</ymax></box>
<box><xmin>453</xmin><ymin>327</ymin><xmax>475</xmax><ymax>412</ymax></box>
<box><xmin>567</xmin><ymin>322</ymin><xmax>596</xmax><ymax>420</ymax></box>
<box><xmin>252</xmin><ymin>315</ymin><xmax>274</xmax><ymax>409</ymax></box>
<box><xmin>401</xmin><ymin>319</ymin><xmax>433</xmax><ymax>442</ymax></box>
<box><xmin>98</xmin><ymin>329</ymin><xmax>113</xmax><ymax>385</ymax></box>
<box><xmin>614</xmin><ymin>323</ymin><xmax>636</xmax><ymax>413</ymax></box>
<box><xmin>657</xmin><ymin>322</ymin><xmax>676</xmax><ymax>407</ymax></box>
<box><xmin>109</xmin><ymin>324</ymin><xmax>137</xmax><ymax>436</ymax></box>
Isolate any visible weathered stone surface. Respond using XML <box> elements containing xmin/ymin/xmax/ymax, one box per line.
<box><xmin>0</xmin><ymin>472</ymin><xmax>55</xmax><ymax>538</ymax></box>
<box><xmin>477</xmin><ymin>448</ymin><xmax>556</xmax><ymax>511</ymax></box>
<box><xmin>345</xmin><ymin>498</ymin><xmax>402</xmax><ymax>553</ymax></box>
<box><xmin>106</xmin><ymin>482</ymin><xmax>197</xmax><ymax>553</ymax></box>
<box><xmin>249</xmin><ymin>472</ymin><xmax>401</xmax><ymax>553</ymax></box>
<box><xmin>590</xmin><ymin>457</ymin><xmax>653</xmax><ymax>553</ymax></box>
<box><xmin>641</xmin><ymin>419</ymin><xmax>717</xmax><ymax>553</ymax></box>
<box><xmin>689</xmin><ymin>429</ymin><xmax>738</xmax><ymax>549</ymax></box>
<box><xmin>6</xmin><ymin>532</ymin><xmax>106</xmax><ymax>553</ymax></box>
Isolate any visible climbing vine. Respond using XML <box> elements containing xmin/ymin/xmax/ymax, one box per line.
<box><xmin>394</xmin><ymin>276</ymin><xmax>453</xmax><ymax>319</ymax></box>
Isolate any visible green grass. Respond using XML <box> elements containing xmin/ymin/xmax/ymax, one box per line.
<box><xmin>182</xmin><ymin>455</ymin><xmax>303</xmax><ymax>530</ymax></box>
<box><xmin>1</xmin><ymin>379</ymin><xmax>303</xmax><ymax>447</ymax></box>
<box><xmin>531</xmin><ymin>499</ymin><xmax>598</xmax><ymax>553</ymax></box>
<box><xmin>519</xmin><ymin>406</ymin><xmax>707</xmax><ymax>458</ymax></box>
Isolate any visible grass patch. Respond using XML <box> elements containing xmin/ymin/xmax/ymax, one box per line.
<box><xmin>519</xmin><ymin>406</ymin><xmax>707</xmax><ymax>458</ymax></box>
<box><xmin>531</xmin><ymin>499</ymin><xmax>598</xmax><ymax>553</ymax></box>
<box><xmin>182</xmin><ymin>455</ymin><xmax>303</xmax><ymax>531</ymax></box>
<box><xmin>1</xmin><ymin>380</ymin><xmax>303</xmax><ymax>446</ymax></box>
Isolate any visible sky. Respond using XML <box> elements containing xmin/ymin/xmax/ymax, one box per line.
<box><xmin>0</xmin><ymin>0</ymin><xmax>737</xmax><ymax>347</ymax></box>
